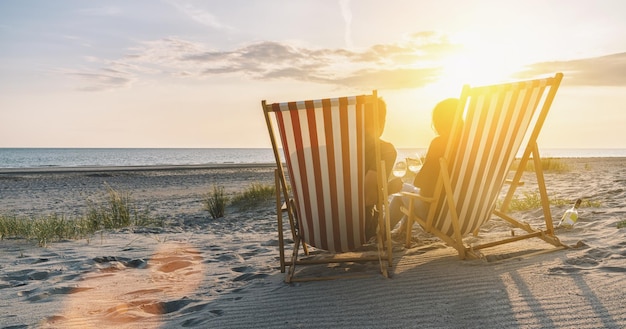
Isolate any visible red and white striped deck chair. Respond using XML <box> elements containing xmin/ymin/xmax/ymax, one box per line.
<box><xmin>262</xmin><ymin>91</ymin><xmax>393</xmax><ymax>282</ymax></box>
<box><xmin>403</xmin><ymin>73</ymin><xmax>565</xmax><ymax>259</ymax></box>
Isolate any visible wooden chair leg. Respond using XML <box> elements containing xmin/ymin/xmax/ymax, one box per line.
<box><xmin>286</xmin><ymin>235</ymin><xmax>301</xmax><ymax>283</ymax></box>
<box><xmin>375</xmin><ymin>227</ymin><xmax>389</xmax><ymax>278</ymax></box>
<box><xmin>405</xmin><ymin>201</ymin><xmax>414</xmax><ymax>248</ymax></box>
<box><xmin>275</xmin><ymin>170</ymin><xmax>286</xmax><ymax>273</ymax></box>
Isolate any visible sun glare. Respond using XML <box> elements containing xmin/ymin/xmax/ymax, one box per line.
<box><xmin>425</xmin><ymin>33</ymin><xmax>526</xmax><ymax>97</ymax></box>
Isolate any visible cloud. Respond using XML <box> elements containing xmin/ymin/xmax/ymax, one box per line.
<box><xmin>68</xmin><ymin>32</ymin><xmax>459</xmax><ymax>91</ymax></box>
<box><xmin>166</xmin><ymin>1</ymin><xmax>231</xmax><ymax>30</ymax></box>
<box><xmin>179</xmin><ymin>33</ymin><xmax>458</xmax><ymax>90</ymax></box>
<box><xmin>66</xmin><ymin>71</ymin><xmax>133</xmax><ymax>92</ymax></box>
<box><xmin>334</xmin><ymin>67</ymin><xmax>442</xmax><ymax>89</ymax></box>
<box><xmin>515</xmin><ymin>52</ymin><xmax>626</xmax><ymax>86</ymax></box>
<box><xmin>59</xmin><ymin>58</ymin><xmax>137</xmax><ymax>92</ymax></box>
<box><xmin>70</xmin><ymin>32</ymin><xmax>625</xmax><ymax>92</ymax></box>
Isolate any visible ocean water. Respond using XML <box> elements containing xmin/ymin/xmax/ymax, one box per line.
<box><xmin>0</xmin><ymin>148</ymin><xmax>276</xmax><ymax>169</ymax></box>
<box><xmin>0</xmin><ymin>148</ymin><xmax>625</xmax><ymax>169</ymax></box>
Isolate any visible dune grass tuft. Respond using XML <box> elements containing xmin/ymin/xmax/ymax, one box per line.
<box><xmin>204</xmin><ymin>185</ymin><xmax>227</xmax><ymax>219</ymax></box>
<box><xmin>511</xmin><ymin>157</ymin><xmax>570</xmax><ymax>173</ymax></box>
<box><xmin>229</xmin><ymin>183</ymin><xmax>276</xmax><ymax>210</ymax></box>
<box><xmin>0</xmin><ymin>213</ymin><xmax>92</xmax><ymax>246</ymax></box>
<box><xmin>86</xmin><ymin>184</ymin><xmax>160</xmax><ymax>229</ymax></box>
<box><xmin>499</xmin><ymin>192</ymin><xmax>601</xmax><ymax>212</ymax></box>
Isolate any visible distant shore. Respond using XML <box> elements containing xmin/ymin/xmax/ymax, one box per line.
<box><xmin>1</xmin><ymin>156</ymin><xmax>625</xmax><ymax>175</ymax></box>
<box><xmin>2</xmin><ymin>147</ymin><xmax>626</xmax><ymax>171</ymax></box>
<box><xmin>0</xmin><ymin>162</ymin><xmax>278</xmax><ymax>175</ymax></box>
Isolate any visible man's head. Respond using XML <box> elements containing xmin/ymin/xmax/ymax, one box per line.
<box><xmin>365</xmin><ymin>97</ymin><xmax>387</xmax><ymax>137</ymax></box>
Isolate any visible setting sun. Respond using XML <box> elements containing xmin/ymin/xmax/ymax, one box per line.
<box><xmin>430</xmin><ymin>34</ymin><xmax>527</xmax><ymax>95</ymax></box>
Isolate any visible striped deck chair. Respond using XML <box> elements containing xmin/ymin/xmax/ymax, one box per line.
<box><xmin>402</xmin><ymin>73</ymin><xmax>565</xmax><ymax>259</ymax></box>
<box><xmin>262</xmin><ymin>91</ymin><xmax>393</xmax><ymax>282</ymax></box>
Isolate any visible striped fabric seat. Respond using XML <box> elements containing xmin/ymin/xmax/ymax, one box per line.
<box><xmin>263</xmin><ymin>91</ymin><xmax>392</xmax><ymax>282</ymax></box>
<box><xmin>272</xmin><ymin>96</ymin><xmax>369</xmax><ymax>252</ymax></box>
<box><xmin>404</xmin><ymin>73</ymin><xmax>565</xmax><ymax>259</ymax></box>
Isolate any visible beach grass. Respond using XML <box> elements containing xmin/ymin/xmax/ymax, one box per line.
<box><xmin>0</xmin><ymin>213</ymin><xmax>93</xmax><ymax>246</ymax></box>
<box><xmin>500</xmin><ymin>192</ymin><xmax>601</xmax><ymax>212</ymax></box>
<box><xmin>86</xmin><ymin>184</ymin><xmax>162</xmax><ymax>229</ymax></box>
<box><xmin>511</xmin><ymin>157</ymin><xmax>570</xmax><ymax>173</ymax></box>
<box><xmin>203</xmin><ymin>182</ymin><xmax>281</xmax><ymax>216</ymax></box>
<box><xmin>204</xmin><ymin>185</ymin><xmax>227</xmax><ymax>219</ymax></box>
<box><xmin>229</xmin><ymin>182</ymin><xmax>275</xmax><ymax>210</ymax></box>
<box><xmin>0</xmin><ymin>185</ymin><xmax>161</xmax><ymax>246</ymax></box>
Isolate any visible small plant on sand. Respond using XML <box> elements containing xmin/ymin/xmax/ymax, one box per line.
<box><xmin>498</xmin><ymin>192</ymin><xmax>601</xmax><ymax>212</ymax></box>
<box><xmin>502</xmin><ymin>192</ymin><xmax>544</xmax><ymax>211</ymax></box>
<box><xmin>229</xmin><ymin>182</ymin><xmax>276</xmax><ymax>210</ymax></box>
<box><xmin>0</xmin><ymin>213</ymin><xmax>92</xmax><ymax>246</ymax></box>
<box><xmin>0</xmin><ymin>184</ymin><xmax>160</xmax><ymax>246</ymax></box>
<box><xmin>0</xmin><ymin>214</ymin><xmax>31</xmax><ymax>240</ymax></box>
<box><xmin>204</xmin><ymin>185</ymin><xmax>227</xmax><ymax>218</ymax></box>
<box><xmin>31</xmin><ymin>214</ymin><xmax>89</xmax><ymax>246</ymax></box>
<box><xmin>618</xmin><ymin>220</ymin><xmax>626</xmax><ymax>229</ymax></box>
<box><xmin>511</xmin><ymin>157</ymin><xmax>570</xmax><ymax>173</ymax></box>
<box><xmin>86</xmin><ymin>184</ymin><xmax>149</xmax><ymax>229</ymax></box>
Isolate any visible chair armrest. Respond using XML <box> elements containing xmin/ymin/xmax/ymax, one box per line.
<box><xmin>400</xmin><ymin>191</ymin><xmax>435</xmax><ymax>203</ymax></box>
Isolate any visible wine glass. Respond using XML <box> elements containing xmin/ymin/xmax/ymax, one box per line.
<box><xmin>407</xmin><ymin>155</ymin><xmax>423</xmax><ymax>174</ymax></box>
<box><xmin>392</xmin><ymin>161</ymin><xmax>407</xmax><ymax>178</ymax></box>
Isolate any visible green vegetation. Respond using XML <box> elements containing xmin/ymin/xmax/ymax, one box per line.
<box><xmin>229</xmin><ymin>182</ymin><xmax>276</xmax><ymax>210</ymax></box>
<box><xmin>0</xmin><ymin>185</ymin><xmax>161</xmax><ymax>246</ymax></box>
<box><xmin>511</xmin><ymin>157</ymin><xmax>570</xmax><ymax>173</ymax></box>
<box><xmin>0</xmin><ymin>213</ymin><xmax>89</xmax><ymax>247</ymax></box>
<box><xmin>1</xmin><ymin>181</ymin><xmax>283</xmax><ymax>246</ymax></box>
<box><xmin>203</xmin><ymin>183</ymin><xmax>276</xmax><ymax>215</ymax></box>
<box><xmin>618</xmin><ymin>220</ymin><xmax>626</xmax><ymax>229</ymax></box>
<box><xmin>0</xmin><ymin>180</ymin><xmax>282</xmax><ymax>246</ymax></box>
<box><xmin>85</xmin><ymin>184</ymin><xmax>155</xmax><ymax>230</ymax></box>
<box><xmin>203</xmin><ymin>182</ymin><xmax>278</xmax><ymax>216</ymax></box>
<box><xmin>203</xmin><ymin>185</ymin><xmax>227</xmax><ymax>219</ymax></box>
<box><xmin>499</xmin><ymin>192</ymin><xmax>601</xmax><ymax>212</ymax></box>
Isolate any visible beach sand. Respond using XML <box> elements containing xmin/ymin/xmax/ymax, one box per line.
<box><xmin>0</xmin><ymin>158</ymin><xmax>625</xmax><ymax>328</ymax></box>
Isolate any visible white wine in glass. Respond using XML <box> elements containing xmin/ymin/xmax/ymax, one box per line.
<box><xmin>392</xmin><ymin>161</ymin><xmax>407</xmax><ymax>178</ymax></box>
<box><xmin>407</xmin><ymin>156</ymin><xmax>423</xmax><ymax>173</ymax></box>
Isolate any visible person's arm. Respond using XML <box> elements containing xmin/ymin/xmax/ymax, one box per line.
<box><xmin>365</xmin><ymin>139</ymin><xmax>400</xmax><ymax>206</ymax></box>
<box><xmin>413</xmin><ymin>136</ymin><xmax>445</xmax><ymax>189</ymax></box>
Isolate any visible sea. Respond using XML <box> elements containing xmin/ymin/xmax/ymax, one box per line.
<box><xmin>0</xmin><ymin>148</ymin><xmax>625</xmax><ymax>169</ymax></box>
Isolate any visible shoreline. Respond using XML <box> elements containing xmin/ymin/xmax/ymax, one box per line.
<box><xmin>1</xmin><ymin>156</ymin><xmax>625</xmax><ymax>175</ymax></box>
<box><xmin>0</xmin><ymin>162</ymin><xmax>278</xmax><ymax>175</ymax></box>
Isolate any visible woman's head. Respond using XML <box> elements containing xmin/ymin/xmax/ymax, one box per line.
<box><xmin>432</xmin><ymin>98</ymin><xmax>460</xmax><ymax>136</ymax></box>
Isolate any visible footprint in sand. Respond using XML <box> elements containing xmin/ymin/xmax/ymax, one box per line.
<box><xmin>40</xmin><ymin>242</ymin><xmax>205</xmax><ymax>329</ymax></box>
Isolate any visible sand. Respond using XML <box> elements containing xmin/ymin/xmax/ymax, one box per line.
<box><xmin>0</xmin><ymin>158</ymin><xmax>625</xmax><ymax>328</ymax></box>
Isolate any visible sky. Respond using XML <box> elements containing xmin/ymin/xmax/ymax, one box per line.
<box><xmin>1</xmin><ymin>0</ymin><xmax>626</xmax><ymax>149</ymax></box>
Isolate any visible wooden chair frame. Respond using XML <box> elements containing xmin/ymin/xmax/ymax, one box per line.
<box><xmin>263</xmin><ymin>91</ymin><xmax>393</xmax><ymax>282</ymax></box>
